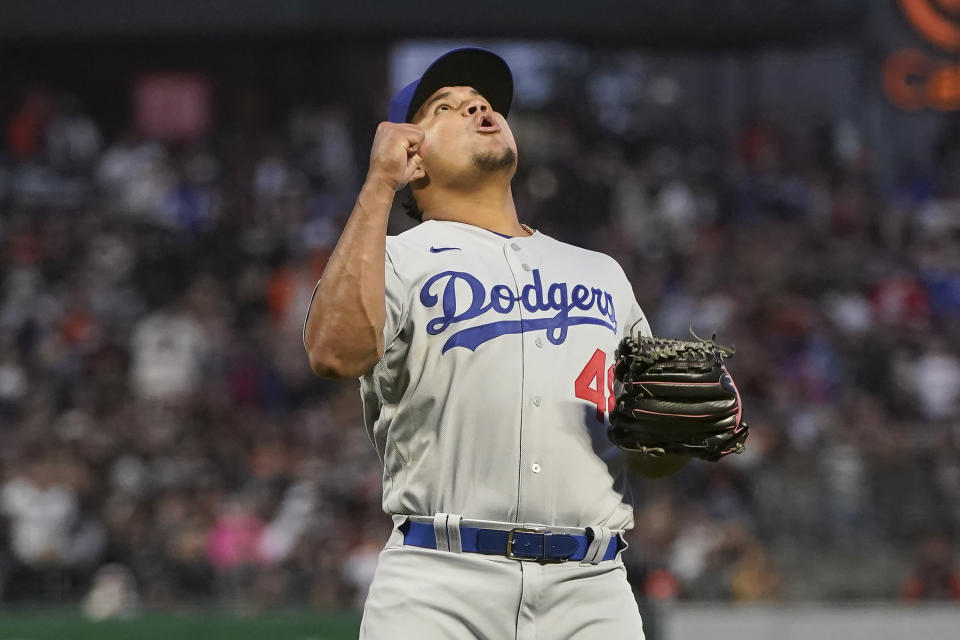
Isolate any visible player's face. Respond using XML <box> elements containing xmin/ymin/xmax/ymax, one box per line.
<box><xmin>412</xmin><ymin>85</ymin><xmax>518</xmax><ymax>183</ymax></box>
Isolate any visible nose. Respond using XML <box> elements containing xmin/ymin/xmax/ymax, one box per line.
<box><xmin>464</xmin><ymin>99</ymin><xmax>489</xmax><ymax>116</ymax></box>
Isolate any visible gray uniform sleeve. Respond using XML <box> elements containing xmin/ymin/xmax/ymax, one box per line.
<box><xmin>383</xmin><ymin>250</ymin><xmax>407</xmax><ymax>351</ymax></box>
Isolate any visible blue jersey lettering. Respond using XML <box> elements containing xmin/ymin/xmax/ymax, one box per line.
<box><xmin>419</xmin><ymin>269</ymin><xmax>617</xmax><ymax>353</ymax></box>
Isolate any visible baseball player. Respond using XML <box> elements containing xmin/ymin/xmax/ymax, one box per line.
<box><xmin>304</xmin><ymin>48</ymin><xmax>689</xmax><ymax>639</ymax></box>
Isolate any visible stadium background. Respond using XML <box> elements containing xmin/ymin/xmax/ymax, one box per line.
<box><xmin>1</xmin><ymin>1</ymin><xmax>959</xmax><ymax>638</ymax></box>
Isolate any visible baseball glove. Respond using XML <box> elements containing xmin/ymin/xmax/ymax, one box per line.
<box><xmin>608</xmin><ymin>330</ymin><xmax>748</xmax><ymax>462</ymax></box>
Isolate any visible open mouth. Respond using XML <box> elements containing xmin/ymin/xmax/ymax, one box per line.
<box><xmin>476</xmin><ymin>114</ymin><xmax>500</xmax><ymax>133</ymax></box>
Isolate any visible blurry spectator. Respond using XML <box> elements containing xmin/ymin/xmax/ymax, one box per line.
<box><xmin>253</xmin><ymin>149</ymin><xmax>295</xmax><ymax>206</ymax></box>
<box><xmin>166</xmin><ymin>514</ymin><xmax>215</xmax><ymax>598</ymax></box>
<box><xmin>736</xmin><ymin>114</ymin><xmax>781</xmax><ymax>172</ymax></box>
<box><xmin>899</xmin><ymin>535</ymin><xmax>960</xmax><ymax>601</ymax></box>
<box><xmin>642</xmin><ymin>568</ymin><xmax>681</xmax><ymax>603</ymax></box>
<box><xmin>824</xmin><ymin>288</ymin><xmax>873</xmax><ymax>337</ymax></box>
<box><xmin>289</xmin><ymin>106</ymin><xmax>357</xmax><ymax>193</ymax></box>
<box><xmin>259</xmin><ymin>479</ymin><xmax>317</xmax><ymax>565</ymax></box>
<box><xmin>207</xmin><ymin>495</ymin><xmax>267</xmax><ymax>607</ymax></box>
<box><xmin>673</xmin><ymin>520</ymin><xmax>756</xmax><ymax>599</ymax></box>
<box><xmin>655</xmin><ymin>177</ymin><xmax>699</xmax><ymax>235</ymax></box>
<box><xmin>83</xmin><ymin>563</ymin><xmax>140</xmax><ymax>619</ymax></box>
<box><xmin>160</xmin><ymin>156</ymin><xmax>219</xmax><ymax>233</ymax></box>
<box><xmin>820</xmin><ymin>437</ymin><xmax>868</xmax><ymax>538</ymax></box>
<box><xmin>730</xmin><ymin>544</ymin><xmax>783</xmax><ymax>602</ymax></box>
<box><xmin>128</xmin><ymin>302</ymin><xmax>207</xmax><ymax>403</ymax></box>
<box><xmin>668</xmin><ymin>508</ymin><xmax>722</xmax><ymax>589</ymax></box>
<box><xmin>341</xmin><ymin>539</ymin><xmax>380</xmax><ymax>609</ymax></box>
<box><xmin>0</xmin><ymin>453</ymin><xmax>79</xmax><ymax>597</ymax></box>
<box><xmin>870</xmin><ymin>270</ymin><xmax>929</xmax><ymax>331</ymax></box>
<box><xmin>97</xmin><ymin>134</ymin><xmax>173</xmax><ymax>220</ymax></box>
<box><xmin>45</xmin><ymin>95</ymin><xmax>102</xmax><ymax>171</ymax></box>
<box><xmin>0</xmin><ymin>341</ymin><xmax>28</xmax><ymax>420</ymax></box>
<box><xmin>7</xmin><ymin>88</ymin><xmax>53</xmax><ymax>162</ymax></box>
<box><xmin>911</xmin><ymin>340</ymin><xmax>960</xmax><ymax>421</ymax></box>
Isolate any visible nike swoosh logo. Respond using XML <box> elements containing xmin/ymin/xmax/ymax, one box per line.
<box><xmin>429</xmin><ymin>246</ymin><xmax>461</xmax><ymax>253</ymax></box>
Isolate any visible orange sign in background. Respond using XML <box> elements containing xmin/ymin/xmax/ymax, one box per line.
<box><xmin>884</xmin><ymin>0</ymin><xmax>960</xmax><ymax>111</ymax></box>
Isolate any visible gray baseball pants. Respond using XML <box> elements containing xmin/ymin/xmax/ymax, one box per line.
<box><xmin>359</xmin><ymin>517</ymin><xmax>645</xmax><ymax>639</ymax></box>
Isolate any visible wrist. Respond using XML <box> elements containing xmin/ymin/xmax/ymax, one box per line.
<box><xmin>358</xmin><ymin>178</ymin><xmax>398</xmax><ymax>209</ymax></box>
<box><xmin>364</xmin><ymin>170</ymin><xmax>404</xmax><ymax>196</ymax></box>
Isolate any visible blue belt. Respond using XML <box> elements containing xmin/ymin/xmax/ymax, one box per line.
<box><xmin>401</xmin><ymin>521</ymin><xmax>621</xmax><ymax>563</ymax></box>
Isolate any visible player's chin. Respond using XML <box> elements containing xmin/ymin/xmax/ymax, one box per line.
<box><xmin>472</xmin><ymin>146</ymin><xmax>517</xmax><ymax>173</ymax></box>
<box><xmin>484</xmin><ymin>136</ymin><xmax>517</xmax><ymax>157</ymax></box>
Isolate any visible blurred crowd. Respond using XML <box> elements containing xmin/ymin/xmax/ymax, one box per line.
<box><xmin>1</xmin><ymin>63</ymin><xmax>960</xmax><ymax>613</ymax></box>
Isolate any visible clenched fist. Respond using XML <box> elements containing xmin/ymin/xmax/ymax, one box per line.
<box><xmin>367</xmin><ymin>122</ymin><xmax>428</xmax><ymax>192</ymax></box>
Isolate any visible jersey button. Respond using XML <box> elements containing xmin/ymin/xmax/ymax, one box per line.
<box><xmin>511</xmin><ymin>242</ymin><xmax>521</xmax><ymax>251</ymax></box>
<box><xmin>533</xmin><ymin>396</ymin><xmax>542</xmax><ymax>407</ymax></box>
<box><xmin>522</xmin><ymin>263</ymin><xmax>531</xmax><ymax>271</ymax></box>
<box><xmin>531</xmin><ymin>463</ymin><xmax>541</xmax><ymax>474</ymax></box>
<box><xmin>535</xmin><ymin>337</ymin><xmax>544</xmax><ymax>348</ymax></box>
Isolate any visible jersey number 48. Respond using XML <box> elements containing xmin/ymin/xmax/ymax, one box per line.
<box><xmin>574</xmin><ymin>348</ymin><xmax>615</xmax><ymax>423</ymax></box>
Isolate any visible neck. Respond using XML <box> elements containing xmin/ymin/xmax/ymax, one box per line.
<box><xmin>421</xmin><ymin>183</ymin><xmax>526</xmax><ymax>237</ymax></box>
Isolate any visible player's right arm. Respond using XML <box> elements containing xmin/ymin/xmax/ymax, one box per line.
<box><xmin>303</xmin><ymin>122</ymin><xmax>426</xmax><ymax>379</ymax></box>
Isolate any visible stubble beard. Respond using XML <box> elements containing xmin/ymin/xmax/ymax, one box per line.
<box><xmin>472</xmin><ymin>147</ymin><xmax>517</xmax><ymax>173</ymax></box>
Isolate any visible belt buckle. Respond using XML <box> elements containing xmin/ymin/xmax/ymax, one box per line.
<box><xmin>506</xmin><ymin>527</ymin><xmax>567</xmax><ymax>563</ymax></box>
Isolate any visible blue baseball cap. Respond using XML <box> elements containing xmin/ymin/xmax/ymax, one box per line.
<box><xmin>388</xmin><ymin>48</ymin><xmax>514</xmax><ymax>124</ymax></box>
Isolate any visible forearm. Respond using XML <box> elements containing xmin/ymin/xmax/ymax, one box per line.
<box><xmin>304</xmin><ymin>181</ymin><xmax>394</xmax><ymax>378</ymax></box>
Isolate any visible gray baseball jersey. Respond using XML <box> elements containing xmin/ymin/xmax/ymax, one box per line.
<box><xmin>355</xmin><ymin>219</ymin><xmax>651</xmax><ymax>530</ymax></box>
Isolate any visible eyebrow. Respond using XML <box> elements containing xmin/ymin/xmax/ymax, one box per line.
<box><xmin>421</xmin><ymin>88</ymin><xmax>481</xmax><ymax>114</ymax></box>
